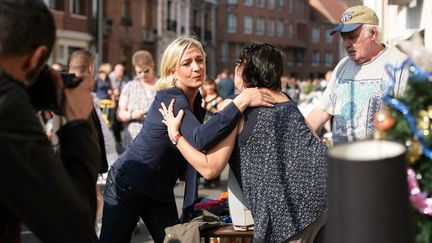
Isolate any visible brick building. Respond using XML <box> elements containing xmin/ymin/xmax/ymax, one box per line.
<box><xmin>216</xmin><ymin>0</ymin><xmax>344</xmax><ymax>79</ymax></box>
<box><xmin>45</xmin><ymin>0</ymin><xmax>93</xmax><ymax>67</ymax></box>
<box><xmin>45</xmin><ymin>0</ymin><xmax>346</xmax><ymax>80</ymax></box>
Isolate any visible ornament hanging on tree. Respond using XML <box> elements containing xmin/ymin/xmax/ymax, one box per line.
<box><xmin>405</xmin><ymin>138</ymin><xmax>422</xmax><ymax>165</ymax></box>
<box><xmin>374</xmin><ymin>107</ymin><xmax>395</xmax><ymax>132</ymax></box>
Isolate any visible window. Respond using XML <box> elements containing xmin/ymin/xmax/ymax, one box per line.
<box><xmin>227</xmin><ymin>0</ymin><xmax>238</xmax><ymax>4</ymax></box>
<box><xmin>70</xmin><ymin>0</ymin><xmax>86</xmax><ymax>15</ymax></box>
<box><xmin>267</xmin><ymin>19</ymin><xmax>275</xmax><ymax>36</ymax></box>
<box><xmin>297</xmin><ymin>23</ymin><xmax>307</xmax><ymax>41</ymax></box>
<box><xmin>256</xmin><ymin>17</ymin><xmax>265</xmax><ymax>35</ymax></box>
<box><xmin>45</xmin><ymin>0</ymin><xmax>64</xmax><ymax>11</ymax></box>
<box><xmin>276</xmin><ymin>20</ymin><xmax>284</xmax><ymax>37</ymax></box>
<box><xmin>244</xmin><ymin>0</ymin><xmax>253</xmax><ymax>6</ymax></box>
<box><xmin>311</xmin><ymin>51</ymin><xmax>320</xmax><ymax>67</ymax></box>
<box><xmin>288</xmin><ymin>0</ymin><xmax>293</xmax><ymax>12</ymax></box>
<box><xmin>298</xmin><ymin>0</ymin><xmax>304</xmax><ymax>14</ymax></box>
<box><xmin>324</xmin><ymin>52</ymin><xmax>333</xmax><ymax>67</ymax></box>
<box><xmin>312</xmin><ymin>27</ymin><xmax>320</xmax><ymax>43</ymax></box>
<box><xmin>257</xmin><ymin>0</ymin><xmax>264</xmax><ymax>8</ymax></box>
<box><xmin>121</xmin><ymin>0</ymin><xmax>130</xmax><ymax>19</ymax></box>
<box><xmin>287</xmin><ymin>49</ymin><xmax>294</xmax><ymax>66</ymax></box>
<box><xmin>222</xmin><ymin>43</ymin><xmax>228</xmax><ymax>62</ymax></box>
<box><xmin>278</xmin><ymin>0</ymin><xmax>284</xmax><ymax>9</ymax></box>
<box><xmin>180</xmin><ymin>5</ymin><xmax>187</xmax><ymax>34</ymax></box>
<box><xmin>227</xmin><ymin>14</ymin><xmax>237</xmax><ymax>33</ymax></box>
<box><xmin>235</xmin><ymin>43</ymin><xmax>243</xmax><ymax>60</ymax></box>
<box><xmin>294</xmin><ymin>49</ymin><xmax>304</xmax><ymax>67</ymax></box>
<box><xmin>287</xmin><ymin>22</ymin><xmax>293</xmax><ymax>38</ymax></box>
<box><xmin>57</xmin><ymin>45</ymin><xmax>65</xmax><ymax>60</ymax></box>
<box><xmin>325</xmin><ymin>29</ymin><xmax>333</xmax><ymax>43</ymax></box>
<box><xmin>268</xmin><ymin>0</ymin><xmax>275</xmax><ymax>9</ymax></box>
<box><xmin>244</xmin><ymin>15</ymin><xmax>253</xmax><ymax>34</ymax></box>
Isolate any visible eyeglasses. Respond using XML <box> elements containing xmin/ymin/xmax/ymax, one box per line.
<box><xmin>235</xmin><ymin>58</ymin><xmax>242</xmax><ymax>66</ymax></box>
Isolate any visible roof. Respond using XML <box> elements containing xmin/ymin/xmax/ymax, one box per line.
<box><xmin>309</xmin><ymin>0</ymin><xmax>349</xmax><ymax>23</ymax></box>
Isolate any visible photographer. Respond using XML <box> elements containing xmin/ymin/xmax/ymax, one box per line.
<box><xmin>0</xmin><ymin>1</ymin><xmax>99</xmax><ymax>242</ymax></box>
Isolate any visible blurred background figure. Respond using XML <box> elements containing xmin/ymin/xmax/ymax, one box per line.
<box><xmin>109</xmin><ymin>64</ymin><xmax>130</xmax><ymax>145</ymax></box>
<box><xmin>217</xmin><ymin>69</ymin><xmax>235</xmax><ymax>99</ymax></box>
<box><xmin>95</xmin><ymin>63</ymin><xmax>115</xmax><ymax>128</ymax></box>
<box><xmin>116</xmin><ymin>50</ymin><xmax>156</xmax><ymax>150</ymax></box>
<box><xmin>200</xmin><ymin>77</ymin><xmax>224</xmax><ymax>188</ymax></box>
<box><xmin>201</xmin><ymin>78</ymin><xmax>223</xmax><ymax>122</ymax></box>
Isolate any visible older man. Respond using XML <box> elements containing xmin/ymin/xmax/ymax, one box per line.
<box><xmin>306</xmin><ymin>5</ymin><xmax>408</xmax><ymax>145</ymax></box>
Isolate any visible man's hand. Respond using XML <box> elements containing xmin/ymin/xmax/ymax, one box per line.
<box><xmin>63</xmin><ymin>74</ymin><xmax>95</xmax><ymax>121</ymax></box>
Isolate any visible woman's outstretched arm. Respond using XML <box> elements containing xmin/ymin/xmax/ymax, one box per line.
<box><xmin>161</xmin><ymin>99</ymin><xmax>238</xmax><ymax>179</ymax></box>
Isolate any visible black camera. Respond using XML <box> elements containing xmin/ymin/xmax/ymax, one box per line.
<box><xmin>28</xmin><ymin>64</ymin><xmax>83</xmax><ymax>115</ymax></box>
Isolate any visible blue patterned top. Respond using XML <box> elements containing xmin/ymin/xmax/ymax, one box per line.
<box><xmin>229</xmin><ymin>100</ymin><xmax>328</xmax><ymax>242</ymax></box>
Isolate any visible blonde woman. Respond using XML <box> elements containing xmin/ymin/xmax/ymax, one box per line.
<box><xmin>116</xmin><ymin>50</ymin><xmax>156</xmax><ymax>149</ymax></box>
<box><xmin>99</xmin><ymin>37</ymin><xmax>274</xmax><ymax>243</ymax></box>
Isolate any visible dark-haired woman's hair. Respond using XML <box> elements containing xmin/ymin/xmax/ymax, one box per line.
<box><xmin>237</xmin><ymin>42</ymin><xmax>284</xmax><ymax>91</ymax></box>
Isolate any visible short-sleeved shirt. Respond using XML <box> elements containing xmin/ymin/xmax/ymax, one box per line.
<box><xmin>317</xmin><ymin>46</ymin><xmax>408</xmax><ymax>145</ymax></box>
<box><xmin>121</xmin><ymin>79</ymin><xmax>156</xmax><ymax>148</ymax></box>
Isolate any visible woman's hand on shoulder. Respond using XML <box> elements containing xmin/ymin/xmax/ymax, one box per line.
<box><xmin>159</xmin><ymin>99</ymin><xmax>184</xmax><ymax>140</ymax></box>
<box><xmin>238</xmin><ymin>87</ymin><xmax>275</xmax><ymax>108</ymax></box>
<box><xmin>217</xmin><ymin>99</ymin><xmax>232</xmax><ymax>110</ymax></box>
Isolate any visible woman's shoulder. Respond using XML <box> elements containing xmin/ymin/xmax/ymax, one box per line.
<box><xmin>155</xmin><ymin>87</ymin><xmax>188</xmax><ymax>106</ymax></box>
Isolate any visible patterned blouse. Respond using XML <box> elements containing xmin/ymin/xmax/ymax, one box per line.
<box><xmin>121</xmin><ymin>79</ymin><xmax>155</xmax><ymax>149</ymax></box>
<box><xmin>229</xmin><ymin>100</ymin><xmax>328</xmax><ymax>242</ymax></box>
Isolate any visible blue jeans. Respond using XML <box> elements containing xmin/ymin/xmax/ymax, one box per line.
<box><xmin>99</xmin><ymin>168</ymin><xmax>178</xmax><ymax>243</ymax></box>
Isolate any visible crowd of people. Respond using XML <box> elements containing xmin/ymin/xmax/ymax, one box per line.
<box><xmin>0</xmin><ymin>1</ymin><xmax>409</xmax><ymax>243</ymax></box>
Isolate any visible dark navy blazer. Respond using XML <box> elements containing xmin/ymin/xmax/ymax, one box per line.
<box><xmin>112</xmin><ymin>86</ymin><xmax>240</xmax><ymax>216</ymax></box>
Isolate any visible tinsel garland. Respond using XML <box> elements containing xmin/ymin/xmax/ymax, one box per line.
<box><xmin>384</xmin><ymin>60</ymin><xmax>432</xmax><ymax>216</ymax></box>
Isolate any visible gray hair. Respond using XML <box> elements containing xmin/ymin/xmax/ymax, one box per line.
<box><xmin>363</xmin><ymin>24</ymin><xmax>382</xmax><ymax>43</ymax></box>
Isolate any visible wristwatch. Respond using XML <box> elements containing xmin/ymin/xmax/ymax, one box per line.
<box><xmin>171</xmin><ymin>133</ymin><xmax>182</xmax><ymax>145</ymax></box>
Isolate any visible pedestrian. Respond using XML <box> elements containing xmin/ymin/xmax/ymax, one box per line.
<box><xmin>160</xmin><ymin>42</ymin><xmax>327</xmax><ymax>242</ymax></box>
<box><xmin>306</xmin><ymin>5</ymin><xmax>409</xmax><ymax>145</ymax></box>
<box><xmin>217</xmin><ymin>69</ymin><xmax>235</xmax><ymax>99</ymax></box>
<box><xmin>200</xmin><ymin>77</ymin><xmax>224</xmax><ymax>188</ymax></box>
<box><xmin>0</xmin><ymin>1</ymin><xmax>100</xmax><ymax>242</ymax></box>
<box><xmin>99</xmin><ymin>36</ymin><xmax>274</xmax><ymax>243</ymax></box>
<box><xmin>109</xmin><ymin>63</ymin><xmax>130</xmax><ymax>144</ymax></box>
<box><xmin>116</xmin><ymin>50</ymin><xmax>157</xmax><ymax>149</ymax></box>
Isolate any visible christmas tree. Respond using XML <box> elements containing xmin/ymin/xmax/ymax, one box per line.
<box><xmin>374</xmin><ymin>33</ymin><xmax>432</xmax><ymax>242</ymax></box>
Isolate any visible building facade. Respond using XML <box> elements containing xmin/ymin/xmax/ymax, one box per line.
<box><xmin>216</xmin><ymin>0</ymin><xmax>342</xmax><ymax>79</ymax></box>
<box><xmin>46</xmin><ymin>0</ymin><xmax>342</xmax><ymax>80</ymax></box>
<box><xmin>45</xmin><ymin>0</ymin><xmax>93</xmax><ymax>67</ymax></box>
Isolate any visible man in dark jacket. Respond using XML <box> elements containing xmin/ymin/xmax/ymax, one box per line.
<box><xmin>0</xmin><ymin>0</ymin><xmax>100</xmax><ymax>242</ymax></box>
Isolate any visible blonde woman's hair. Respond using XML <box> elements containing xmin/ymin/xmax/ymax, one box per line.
<box><xmin>132</xmin><ymin>50</ymin><xmax>154</xmax><ymax>67</ymax></box>
<box><xmin>155</xmin><ymin>36</ymin><xmax>206</xmax><ymax>91</ymax></box>
<box><xmin>99</xmin><ymin>63</ymin><xmax>112</xmax><ymax>74</ymax></box>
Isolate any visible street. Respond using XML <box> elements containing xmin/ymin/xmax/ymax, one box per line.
<box><xmin>21</xmin><ymin>167</ymin><xmax>229</xmax><ymax>243</ymax></box>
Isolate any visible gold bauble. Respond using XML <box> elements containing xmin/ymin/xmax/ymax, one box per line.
<box><xmin>427</xmin><ymin>105</ymin><xmax>432</xmax><ymax>119</ymax></box>
<box><xmin>417</xmin><ymin>110</ymin><xmax>430</xmax><ymax>130</ymax></box>
<box><xmin>405</xmin><ymin>139</ymin><xmax>422</xmax><ymax>165</ymax></box>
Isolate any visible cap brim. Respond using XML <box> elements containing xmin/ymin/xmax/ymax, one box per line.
<box><xmin>329</xmin><ymin>23</ymin><xmax>362</xmax><ymax>35</ymax></box>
